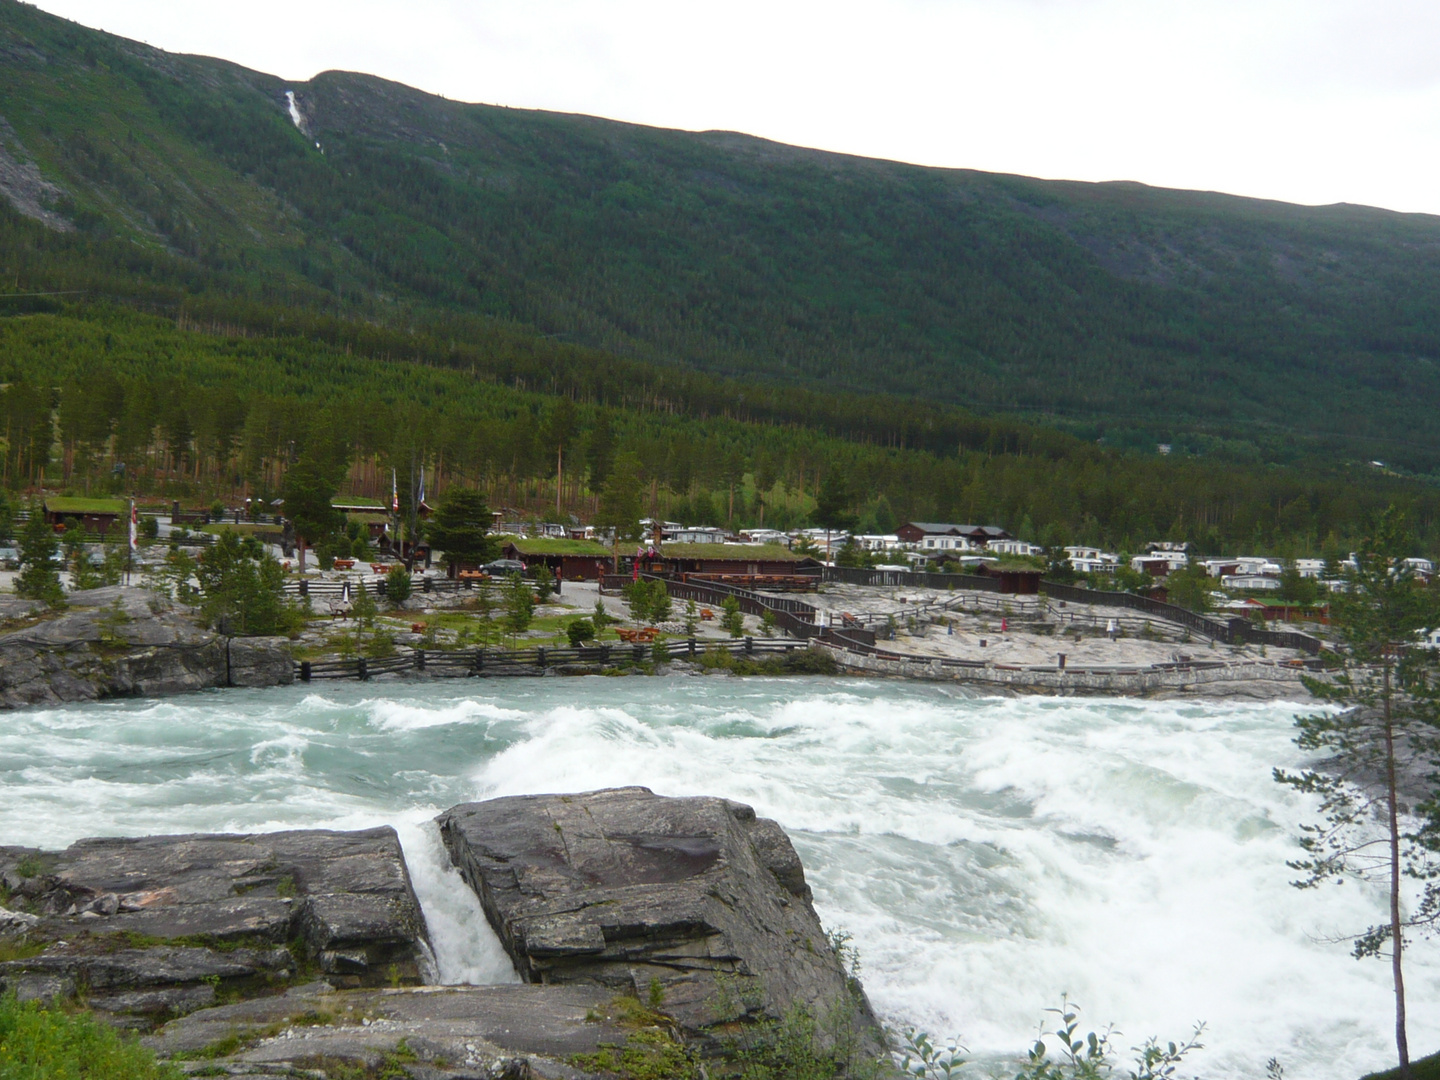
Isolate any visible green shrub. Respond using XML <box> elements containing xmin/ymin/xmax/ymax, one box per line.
<box><xmin>0</xmin><ymin>992</ymin><xmax>185</xmax><ymax>1078</ymax></box>
<box><xmin>364</xmin><ymin>630</ymin><xmax>397</xmax><ymax>658</ymax></box>
<box><xmin>721</xmin><ymin>595</ymin><xmax>745</xmax><ymax>638</ymax></box>
<box><xmin>350</xmin><ymin>585</ymin><xmax>378</xmax><ymax>631</ymax></box>
<box><xmin>566</xmin><ymin>618</ymin><xmax>597</xmax><ymax>647</ymax></box>
<box><xmin>385</xmin><ymin>565</ymin><xmax>413</xmax><ymax>605</ymax></box>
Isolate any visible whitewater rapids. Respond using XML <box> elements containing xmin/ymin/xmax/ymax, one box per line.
<box><xmin>0</xmin><ymin>677</ymin><xmax>1432</xmax><ymax>1077</ymax></box>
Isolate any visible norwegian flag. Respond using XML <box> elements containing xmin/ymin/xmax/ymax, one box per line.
<box><xmin>128</xmin><ymin>500</ymin><xmax>138</xmax><ymax>551</ymax></box>
<box><xmin>392</xmin><ymin>469</ymin><xmax>400</xmax><ymax>513</ymax></box>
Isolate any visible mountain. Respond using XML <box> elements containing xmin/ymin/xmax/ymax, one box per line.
<box><xmin>3</xmin><ymin>0</ymin><xmax>1440</xmax><ymax>470</ymax></box>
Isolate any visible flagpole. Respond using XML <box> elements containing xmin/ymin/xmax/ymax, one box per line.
<box><xmin>127</xmin><ymin>499</ymin><xmax>137</xmax><ymax>585</ymax></box>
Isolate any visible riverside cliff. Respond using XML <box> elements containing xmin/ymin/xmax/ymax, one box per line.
<box><xmin>0</xmin><ymin>586</ymin><xmax>292</xmax><ymax>709</ymax></box>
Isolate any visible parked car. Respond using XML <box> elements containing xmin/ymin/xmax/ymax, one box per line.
<box><xmin>482</xmin><ymin>559</ymin><xmax>526</xmax><ymax>576</ymax></box>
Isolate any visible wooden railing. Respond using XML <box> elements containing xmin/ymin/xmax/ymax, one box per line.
<box><xmin>824</xmin><ymin>566</ymin><xmax>1003</xmax><ymax>591</ymax></box>
<box><xmin>283</xmin><ymin>573</ymin><xmax>556</xmax><ymax>601</ymax></box>
<box><xmin>604</xmin><ymin>573</ymin><xmax>824</xmax><ymax>640</ymax></box>
<box><xmin>1038</xmin><ymin>580</ymin><xmax>1325</xmax><ymax>655</ymax></box>
<box><xmin>295</xmin><ymin>636</ymin><xmax>806</xmax><ymax>681</ymax></box>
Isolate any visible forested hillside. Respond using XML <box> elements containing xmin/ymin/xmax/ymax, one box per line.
<box><xmin>3</xmin><ymin>1</ymin><xmax>1440</xmax><ymax>470</ymax></box>
<box><xmin>3</xmin><ymin>307</ymin><xmax>1437</xmax><ymax>558</ymax></box>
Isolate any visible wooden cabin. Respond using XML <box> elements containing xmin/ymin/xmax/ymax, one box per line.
<box><xmin>502</xmin><ymin>538</ymin><xmax>614</xmax><ymax>581</ymax></box>
<box><xmin>43</xmin><ymin>497</ymin><xmax>126</xmax><ymax>536</ymax></box>
<box><xmin>653</xmin><ymin>543</ymin><xmax>822</xmax><ymax>591</ymax></box>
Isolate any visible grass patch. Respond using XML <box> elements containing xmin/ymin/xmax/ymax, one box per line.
<box><xmin>176</xmin><ymin>1011</ymin><xmax>336</xmax><ymax>1061</ymax></box>
<box><xmin>200</xmin><ymin>523</ymin><xmax>275</xmax><ymax>536</ymax></box>
<box><xmin>0</xmin><ymin>991</ymin><xmax>185</xmax><ymax>1078</ymax></box>
<box><xmin>573</xmin><ymin>996</ymin><xmax>699</xmax><ymax>1080</ymax></box>
<box><xmin>91</xmin><ymin>929</ymin><xmax>279</xmax><ymax>955</ymax></box>
<box><xmin>297</xmin><ymin>1038</ymin><xmax>421</xmax><ymax>1080</ymax></box>
<box><xmin>1363</xmin><ymin>1051</ymin><xmax>1440</xmax><ymax>1080</ymax></box>
<box><xmin>697</xmin><ymin>646</ymin><xmax>839</xmax><ymax>676</ymax></box>
<box><xmin>0</xmin><ymin>939</ymin><xmax>47</xmax><ymax>963</ymax></box>
<box><xmin>570</xmin><ymin>1028</ymin><xmax>700</xmax><ymax>1080</ymax></box>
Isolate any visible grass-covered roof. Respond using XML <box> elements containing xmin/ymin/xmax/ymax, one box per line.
<box><xmin>661</xmin><ymin>543</ymin><xmax>805</xmax><ymax>561</ymax></box>
<box><xmin>504</xmin><ymin>537</ymin><xmax>612</xmax><ymax>556</ymax></box>
<box><xmin>45</xmin><ymin>497</ymin><xmax>126</xmax><ymax>515</ymax></box>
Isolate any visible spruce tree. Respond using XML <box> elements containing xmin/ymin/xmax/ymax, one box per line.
<box><xmin>15</xmin><ymin>507</ymin><xmax>64</xmax><ymax>607</ymax></box>
<box><xmin>428</xmin><ymin>488</ymin><xmax>496</xmax><ymax>574</ymax></box>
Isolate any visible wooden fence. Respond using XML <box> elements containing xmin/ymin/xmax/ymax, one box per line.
<box><xmin>296</xmin><ymin>636</ymin><xmax>806</xmax><ymax>681</ymax></box>
<box><xmin>824</xmin><ymin>566</ymin><xmax>1003</xmax><ymax>591</ymax></box>
<box><xmin>820</xmin><ymin>568</ymin><xmax>1323</xmax><ymax>654</ymax></box>
<box><xmin>282</xmin><ymin>575</ymin><xmax>540</xmax><ymax>601</ymax></box>
<box><xmin>602</xmin><ymin>573</ymin><xmax>823</xmax><ymax>640</ymax></box>
<box><xmin>1038</xmin><ymin>580</ymin><xmax>1325</xmax><ymax>655</ymax></box>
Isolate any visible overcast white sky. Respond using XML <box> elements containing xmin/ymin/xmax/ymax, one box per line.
<box><xmin>29</xmin><ymin>0</ymin><xmax>1440</xmax><ymax>215</ymax></box>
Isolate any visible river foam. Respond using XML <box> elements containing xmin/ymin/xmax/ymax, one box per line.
<box><xmin>0</xmin><ymin>678</ymin><xmax>1432</xmax><ymax>1077</ymax></box>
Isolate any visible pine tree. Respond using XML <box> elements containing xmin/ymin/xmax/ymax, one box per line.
<box><xmin>1275</xmin><ymin>508</ymin><xmax>1440</xmax><ymax>1075</ymax></box>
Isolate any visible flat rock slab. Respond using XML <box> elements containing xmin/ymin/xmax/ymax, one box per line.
<box><xmin>146</xmin><ymin>981</ymin><xmax>621</xmax><ymax>1078</ymax></box>
<box><xmin>0</xmin><ymin>827</ymin><xmax>432</xmax><ymax>1023</ymax></box>
<box><xmin>437</xmin><ymin>787</ymin><xmax>878</xmax><ymax>1044</ymax></box>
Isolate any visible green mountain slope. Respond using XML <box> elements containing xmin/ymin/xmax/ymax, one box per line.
<box><xmin>3</xmin><ymin>0</ymin><xmax>1440</xmax><ymax>468</ymax></box>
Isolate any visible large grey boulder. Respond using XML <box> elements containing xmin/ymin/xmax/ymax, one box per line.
<box><xmin>0</xmin><ymin>827</ymin><xmax>432</xmax><ymax>1024</ymax></box>
<box><xmin>437</xmin><ymin>787</ymin><xmax>878</xmax><ymax>1046</ymax></box>
<box><xmin>227</xmin><ymin>634</ymin><xmax>295</xmax><ymax>686</ymax></box>
<box><xmin>0</xmin><ymin>586</ymin><xmax>292</xmax><ymax>708</ymax></box>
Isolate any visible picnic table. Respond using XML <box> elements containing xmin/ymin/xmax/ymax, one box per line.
<box><xmin>616</xmin><ymin>627</ymin><xmax>659</xmax><ymax>643</ymax></box>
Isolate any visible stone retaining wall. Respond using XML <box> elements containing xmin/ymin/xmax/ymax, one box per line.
<box><xmin>820</xmin><ymin>643</ymin><xmax>1311</xmax><ymax>698</ymax></box>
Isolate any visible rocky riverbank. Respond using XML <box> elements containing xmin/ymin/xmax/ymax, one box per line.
<box><xmin>0</xmin><ymin>582</ymin><xmax>1313</xmax><ymax>708</ymax></box>
<box><xmin>0</xmin><ymin>788</ymin><xmax>880</xmax><ymax>1078</ymax></box>
<box><xmin>0</xmin><ymin>586</ymin><xmax>292</xmax><ymax>709</ymax></box>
